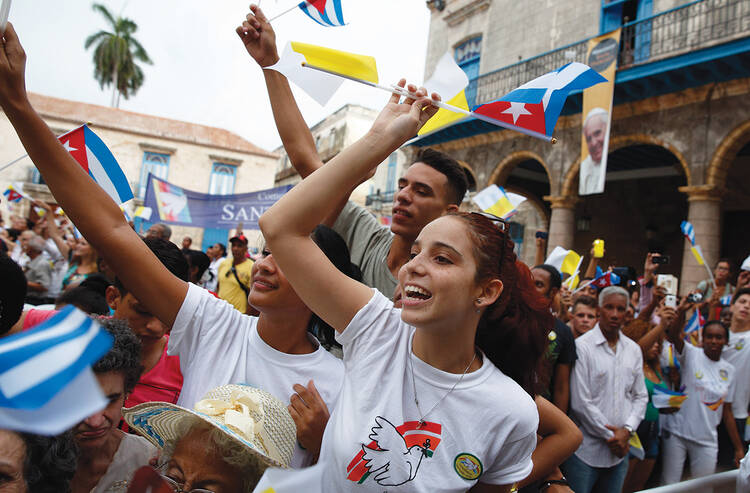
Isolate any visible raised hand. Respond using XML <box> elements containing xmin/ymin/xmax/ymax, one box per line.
<box><xmin>368</xmin><ymin>79</ymin><xmax>439</xmax><ymax>149</ymax></box>
<box><xmin>0</xmin><ymin>23</ymin><xmax>29</xmax><ymax>112</ymax></box>
<box><xmin>235</xmin><ymin>4</ymin><xmax>279</xmax><ymax>68</ymax></box>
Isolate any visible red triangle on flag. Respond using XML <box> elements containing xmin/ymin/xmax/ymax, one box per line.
<box><xmin>59</xmin><ymin>127</ymin><xmax>90</xmax><ymax>174</ymax></box>
<box><xmin>307</xmin><ymin>0</ymin><xmax>327</xmax><ymax>14</ymax></box>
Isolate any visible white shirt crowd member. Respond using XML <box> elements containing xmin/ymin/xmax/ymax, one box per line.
<box><xmin>204</xmin><ymin>255</ymin><xmax>224</xmax><ymax>293</ymax></box>
<box><xmin>570</xmin><ymin>324</ymin><xmax>648</xmax><ymax>468</ymax></box>
<box><xmin>169</xmin><ymin>283</ymin><xmax>344</xmax><ymax>468</ymax></box>
<box><xmin>722</xmin><ymin>330</ymin><xmax>750</xmax><ymax>420</ymax></box>
<box><xmin>661</xmin><ymin>342</ymin><xmax>736</xmax><ymax>483</ymax></box>
<box><xmin>319</xmin><ymin>291</ymin><xmax>538</xmax><ymax>492</ymax></box>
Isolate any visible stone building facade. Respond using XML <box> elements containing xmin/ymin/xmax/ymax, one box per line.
<box><xmin>416</xmin><ymin>0</ymin><xmax>750</xmax><ymax>292</ymax></box>
<box><xmin>0</xmin><ymin>92</ymin><xmax>278</xmax><ymax>250</ymax></box>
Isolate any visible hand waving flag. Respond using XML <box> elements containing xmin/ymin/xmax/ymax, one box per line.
<box><xmin>298</xmin><ymin>0</ymin><xmax>345</xmax><ymax>27</ymax></box>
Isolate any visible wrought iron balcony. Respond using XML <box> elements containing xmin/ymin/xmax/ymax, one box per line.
<box><xmin>474</xmin><ymin>0</ymin><xmax>750</xmax><ymax>105</ymax></box>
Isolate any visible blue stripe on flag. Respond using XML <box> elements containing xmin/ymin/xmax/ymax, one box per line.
<box><xmin>332</xmin><ymin>0</ymin><xmax>344</xmax><ymax>24</ymax></box>
<box><xmin>83</xmin><ymin>125</ymin><xmax>134</xmax><ymax>203</ymax></box>
<box><xmin>720</xmin><ymin>295</ymin><xmax>732</xmax><ymax>306</ymax></box>
<box><xmin>0</xmin><ymin>306</ymin><xmax>113</xmax><ymax>410</ymax></box>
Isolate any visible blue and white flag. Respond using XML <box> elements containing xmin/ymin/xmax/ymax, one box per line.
<box><xmin>298</xmin><ymin>0</ymin><xmax>346</xmax><ymax>27</ymax></box>
<box><xmin>680</xmin><ymin>220</ymin><xmax>695</xmax><ymax>246</ymax></box>
<box><xmin>475</xmin><ymin>62</ymin><xmax>607</xmax><ymax>137</ymax></box>
<box><xmin>684</xmin><ymin>309</ymin><xmax>705</xmax><ymax>345</ymax></box>
<box><xmin>720</xmin><ymin>294</ymin><xmax>733</xmax><ymax>306</ymax></box>
<box><xmin>0</xmin><ymin>306</ymin><xmax>113</xmax><ymax>435</ymax></box>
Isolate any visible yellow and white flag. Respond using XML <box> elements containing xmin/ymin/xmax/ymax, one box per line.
<box><xmin>471</xmin><ymin>184</ymin><xmax>526</xmax><ymax>219</ymax></box>
<box><xmin>133</xmin><ymin>206</ymin><xmax>153</xmax><ymax>221</ymax></box>
<box><xmin>545</xmin><ymin>246</ymin><xmax>583</xmax><ymax>277</ymax></box>
<box><xmin>268</xmin><ymin>41</ymin><xmax>377</xmax><ymax>106</ymax></box>
<box><xmin>419</xmin><ymin>51</ymin><xmax>471</xmax><ymax>136</ymax></box>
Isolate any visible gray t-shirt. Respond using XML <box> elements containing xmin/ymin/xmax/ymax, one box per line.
<box><xmin>25</xmin><ymin>255</ymin><xmax>52</xmax><ymax>294</ymax></box>
<box><xmin>333</xmin><ymin>201</ymin><xmax>397</xmax><ymax>299</ymax></box>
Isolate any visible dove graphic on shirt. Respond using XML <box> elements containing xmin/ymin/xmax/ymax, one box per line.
<box><xmin>360</xmin><ymin>416</ymin><xmax>432</xmax><ymax>487</ymax></box>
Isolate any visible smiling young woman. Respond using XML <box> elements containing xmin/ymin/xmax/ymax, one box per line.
<box><xmin>259</xmin><ymin>82</ymin><xmax>554</xmax><ymax>492</ymax></box>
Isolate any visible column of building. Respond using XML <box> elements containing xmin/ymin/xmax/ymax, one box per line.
<box><xmin>544</xmin><ymin>196</ymin><xmax>578</xmax><ymax>256</ymax></box>
<box><xmin>678</xmin><ymin>185</ymin><xmax>723</xmax><ymax>294</ymax></box>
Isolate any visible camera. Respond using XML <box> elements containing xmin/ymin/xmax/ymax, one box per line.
<box><xmin>653</xmin><ymin>255</ymin><xmax>670</xmax><ymax>265</ymax></box>
<box><xmin>687</xmin><ymin>293</ymin><xmax>703</xmax><ymax>303</ymax></box>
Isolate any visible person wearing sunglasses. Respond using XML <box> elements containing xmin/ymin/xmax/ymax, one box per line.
<box><xmin>258</xmin><ymin>83</ymin><xmax>555</xmax><ymax>492</ymax></box>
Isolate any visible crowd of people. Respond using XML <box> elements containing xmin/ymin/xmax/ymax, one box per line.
<box><xmin>1</xmin><ymin>7</ymin><xmax>750</xmax><ymax>493</ymax></box>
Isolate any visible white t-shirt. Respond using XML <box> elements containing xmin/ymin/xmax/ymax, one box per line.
<box><xmin>722</xmin><ymin>330</ymin><xmax>750</xmax><ymax>419</ymax></box>
<box><xmin>663</xmin><ymin>343</ymin><xmax>736</xmax><ymax>447</ymax></box>
<box><xmin>319</xmin><ymin>290</ymin><xmax>538</xmax><ymax>491</ymax></box>
<box><xmin>169</xmin><ymin>283</ymin><xmax>345</xmax><ymax>468</ymax></box>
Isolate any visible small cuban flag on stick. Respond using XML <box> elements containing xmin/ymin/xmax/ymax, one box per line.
<box><xmin>471</xmin><ymin>184</ymin><xmax>526</xmax><ymax>220</ymax></box>
<box><xmin>0</xmin><ymin>124</ymin><xmax>133</xmax><ymax>204</ymax></box>
<box><xmin>679</xmin><ymin>219</ymin><xmax>717</xmax><ymax>290</ymax></box>
<box><xmin>681</xmin><ymin>220</ymin><xmax>696</xmax><ymax>246</ymax></box>
<box><xmin>269</xmin><ymin>0</ymin><xmax>346</xmax><ymax>27</ymax></box>
<box><xmin>684</xmin><ymin>309</ymin><xmax>705</xmax><ymax>346</ymax></box>
<box><xmin>0</xmin><ymin>306</ymin><xmax>113</xmax><ymax>435</ymax></box>
<box><xmin>652</xmin><ymin>384</ymin><xmax>688</xmax><ymax>409</ymax></box>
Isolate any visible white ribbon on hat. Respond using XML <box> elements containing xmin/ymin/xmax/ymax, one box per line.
<box><xmin>194</xmin><ymin>390</ymin><xmax>285</xmax><ymax>466</ymax></box>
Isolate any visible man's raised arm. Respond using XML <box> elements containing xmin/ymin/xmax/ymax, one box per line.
<box><xmin>236</xmin><ymin>5</ymin><xmax>322</xmax><ymax>179</ymax></box>
<box><xmin>0</xmin><ymin>24</ymin><xmax>187</xmax><ymax>327</ymax></box>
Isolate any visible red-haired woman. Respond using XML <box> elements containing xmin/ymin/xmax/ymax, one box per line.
<box><xmin>259</xmin><ymin>84</ymin><xmax>560</xmax><ymax>492</ymax></box>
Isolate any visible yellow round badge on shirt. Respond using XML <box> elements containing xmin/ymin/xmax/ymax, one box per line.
<box><xmin>548</xmin><ymin>331</ymin><xmax>557</xmax><ymax>341</ymax></box>
<box><xmin>454</xmin><ymin>453</ymin><xmax>483</xmax><ymax>481</ymax></box>
<box><xmin>720</xmin><ymin>369</ymin><xmax>729</xmax><ymax>381</ymax></box>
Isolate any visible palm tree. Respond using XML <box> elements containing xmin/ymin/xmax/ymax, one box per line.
<box><xmin>84</xmin><ymin>3</ymin><xmax>152</xmax><ymax>107</ymax></box>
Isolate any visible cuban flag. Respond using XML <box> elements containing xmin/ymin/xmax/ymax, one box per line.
<box><xmin>3</xmin><ymin>185</ymin><xmax>23</xmax><ymax>202</ymax></box>
<box><xmin>720</xmin><ymin>294</ymin><xmax>733</xmax><ymax>306</ymax></box>
<box><xmin>473</xmin><ymin>62</ymin><xmax>607</xmax><ymax>137</ymax></box>
<box><xmin>298</xmin><ymin>0</ymin><xmax>345</xmax><ymax>27</ymax></box>
<box><xmin>680</xmin><ymin>220</ymin><xmax>696</xmax><ymax>246</ymax></box>
<box><xmin>591</xmin><ymin>270</ymin><xmax>620</xmax><ymax>289</ymax></box>
<box><xmin>684</xmin><ymin>309</ymin><xmax>705</xmax><ymax>345</ymax></box>
<box><xmin>59</xmin><ymin>125</ymin><xmax>133</xmax><ymax>204</ymax></box>
<box><xmin>0</xmin><ymin>306</ymin><xmax>113</xmax><ymax>435</ymax></box>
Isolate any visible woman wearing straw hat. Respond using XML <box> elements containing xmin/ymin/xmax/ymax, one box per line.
<box><xmin>258</xmin><ymin>85</ymin><xmax>554</xmax><ymax>491</ymax></box>
<box><xmin>123</xmin><ymin>383</ymin><xmax>297</xmax><ymax>492</ymax></box>
<box><xmin>0</xmin><ymin>25</ymin><xmax>355</xmax><ymax>469</ymax></box>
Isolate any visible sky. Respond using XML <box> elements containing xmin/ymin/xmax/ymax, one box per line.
<box><xmin>10</xmin><ymin>0</ymin><xmax>432</xmax><ymax>151</ymax></box>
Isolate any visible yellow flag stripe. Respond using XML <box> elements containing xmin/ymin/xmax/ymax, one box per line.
<box><xmin>561</xmin><ymin>251</ymin><xmax>581</xmax><ymax>276</ymax></box>
<box><xmin>291</xmin><ymin>42</ymin><xmax>378</xmax><ymax>83</ymax></box>
<box><xmin>418</xmin><ymin>90</ymin><xmax>470</xmax><ymax>135</ymax></box>
<box><xmin>691</xmin><ymin>246</ymin><xmax>705</xmax><ymax>266</ymax></box>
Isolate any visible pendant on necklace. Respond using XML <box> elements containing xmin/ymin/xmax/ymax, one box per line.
<box><xmin>418</xmin><ymin>419</ymin><xmax>425</xmax><ymax>428</ymax></box>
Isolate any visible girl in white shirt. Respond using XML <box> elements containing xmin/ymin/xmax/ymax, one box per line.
<box><xmin>661</xmin><ymin>320</ymin><xmax>745</xmax><ymax>483</ymax></box>
<box><xmin>259</xmin><ymin>84</ymin><xmax>556</xmax><ymax>492</ymax></box>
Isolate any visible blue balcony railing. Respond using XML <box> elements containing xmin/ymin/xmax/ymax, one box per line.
<box><xmin>474</xmin><ymin>0</ymin><xmax>750</xmax><ymax>104</ymax></box>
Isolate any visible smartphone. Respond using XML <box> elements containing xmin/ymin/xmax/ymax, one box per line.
<box><xmin>657</xmin><ymin>274</ymin><xmax>678</xmax><ymax>295</ymax></box>
<box><xmin>653</xmin><ymin>255</ymin><xmax>670</xmax><ymax>265</ymax></box>
<box><xmin>665</xmin><ymin>294</ymin><xmax>677</xmax><ymax>308</ymax></box>
<box><xmin>535</xmin><ymin>231</ymin><xmax>548</xmax><ymax>240</ymax></box>
<box><xmin>593</xmin><ymin>239</ymin><xmax>604</xmax><ymax>258</ymax></box>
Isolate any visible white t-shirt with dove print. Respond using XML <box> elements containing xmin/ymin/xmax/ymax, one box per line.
<box><xmin>319</xmin><ymin>290</ymin><xmax>538</xmax><ymax>492</ymax></box>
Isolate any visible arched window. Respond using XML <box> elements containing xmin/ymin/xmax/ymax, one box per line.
<box><xmin>209</xmin><ymin>163</ymin><xmax>237</xmax><ymax>195</ymax></box>
<box><xmin>139</xmin><ymin>151</ymin><xmax>170</xmax><ymax>199</ymax></box>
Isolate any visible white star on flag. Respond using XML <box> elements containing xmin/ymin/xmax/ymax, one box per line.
<box><xmin>62</xmin><ymin>140</ymin><xmax>77</xmax><ymax>153</ymax></box>
<box><xmin>501</xmin><ymin>102</ymin><xmax>532</xmax><ymax>124</ymax></box>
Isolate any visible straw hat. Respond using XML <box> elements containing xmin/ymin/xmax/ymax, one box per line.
<box><xmin>122</xmin><ymin>384</ymin><xmax>296</xmax><ymax>469</ymax></box>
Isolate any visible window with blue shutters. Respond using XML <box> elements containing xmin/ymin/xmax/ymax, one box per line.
<box><xmin>455</xmin><ymin>36</ymin><xmax>482</xmax><ymax>108</ymax></box>
<box><xmin>385</xmin><ymin>153</ymin><xmax>398</xmax><ymax>193</ymax></box>
<box><xmin>209</xmin><ymin>163</ymin><xmax>237</xmax><ymax>195</ymax></box>
<box><xmin>139</xmin><ymin>152</ymin><xmax>170</xmax><ymax>199</ymax></box>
